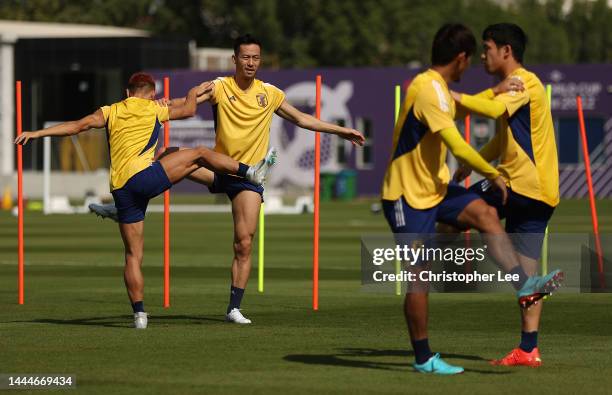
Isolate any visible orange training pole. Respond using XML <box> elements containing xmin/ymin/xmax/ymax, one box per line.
<box><xmin>313</xmin><ymin>75</ymin><xmax>321</xmax><ymax>310</ymax></box>
<box><xmin>163</xmin><ymin>77</ymin><xmax>171</xmax><ymax>307</ymax></box>
<box><xmin>17</xmin><ymin>81</ymin><xmax>24</xmax><ymax>305</ymax></box>
<box><xmin>576</xmin><ymin>95</ymin><xmax>605</xmax><ymax>289</ymax></box>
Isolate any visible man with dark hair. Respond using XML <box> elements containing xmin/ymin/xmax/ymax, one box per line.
<box><xmin>451</xmin><ymin>23</ymin><xmax>560</xmax><ymax>367</ymax></box>
<box><xmin>16</xmin><ymin>72</ymin><xmax>274</xmax><ymax>329</ymax></box>
<box><xmin>233</xmin><ymin>33</ymin><xmax>261</xmax><ymax>55</ymax></box>
<box><xmin>161</xmin><ymin>34</ymin><xmax>365</xmax><ymax>324</ymax></box>
<box><xmin>381</xmin><ymin>23</ymin><xmax>563</xmax><ymax>374</ymax></box>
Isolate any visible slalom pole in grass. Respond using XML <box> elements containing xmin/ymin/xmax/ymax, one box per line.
<box><xmin>163</xmin><ymin>77</ymin><xmax>171</xmax><ymax>308</ymax></box>
<box><xmin>258</xmin><ymin>203</ymin><xmax>264</xmax><ymax>292</ymax></box>
<box><xmin>16</xmin><ymin>81</ymin><xmax>24</xmax><ymax>305</ymax></box>
<box><xmin>313</xmin><ymin>75</ymin><xmax>321</xmax><ymax>310</ymax></box>
<box><xmin>394</xmin><ymin>85</ymin><xmax>401</xmax><ymax>296</ymax></box>
<box><xmin>576</xmin><ymin>95</ymin><xmax>606</xmax><ymax>289</ymax></box>
<box><xmin>463</xmin><ymin>114</ymin><xmax>472</xmax><ymax>272</ymax></box>
<box><xmin>541</xmin><ymin>84</ymin><xmax>552</xmax><ymax>277</ymax></box>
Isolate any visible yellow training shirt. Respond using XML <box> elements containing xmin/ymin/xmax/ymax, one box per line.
<box><xmin>101</xmin><ymin>97</ymin><xmax>169</xmax><ymax>191</ymax></box>
<box><xmin>489</xmin><ymin>68</ymin><xmax>559</xmax><ymax>207</ymax></box>
<box><xmin>210</xmin><ymin>76</ymin><xmax>285</xmax><ymax>165</ymax></box>
<box><xmin>382</xmin><ymin>69</ymin><xmax>457</xmax><ymax>209</ymax></box>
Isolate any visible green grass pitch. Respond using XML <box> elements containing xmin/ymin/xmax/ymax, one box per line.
<box><xmin>1</xmin><ymin>198</ymin><xmax>611</xmax><ymax>394</ymax></box>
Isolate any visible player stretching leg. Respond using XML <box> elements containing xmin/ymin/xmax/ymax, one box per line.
<box><xmin>381</xmin><ymin>24</ymin><xmax>562</xmax><ymax>374</ymax></box>
<box><xmin>15</xmin><ymin>73</ymin><xmax>274</xmax><ymax>329</ymax></box>
<box><xmin>95</xmin><ymin>34</ymin><xmax>365</xmax><ymax>324</ymax></box>
<box><xmin>451</xmin><ymin>23</ymin><xmax>562</xmax><ymax>366</ymax></box>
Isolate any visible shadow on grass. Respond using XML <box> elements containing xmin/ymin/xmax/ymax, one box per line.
<box><xmin>284</xmin><ymin>348</ymin><xmax>512</xmax><ymax>375</ymax></box>
<box><xmin>7</xmin><ymin>314</ymin><xmax>225</xmax><ymax>328</ymax></box>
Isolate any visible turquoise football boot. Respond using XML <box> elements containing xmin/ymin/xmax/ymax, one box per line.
<box><xmin>414</xmin><ymin>353</ymin><xmax>464</xmax><ymax>375</ymax></box>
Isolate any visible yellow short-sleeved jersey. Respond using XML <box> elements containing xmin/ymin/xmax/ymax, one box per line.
<box><xmin>493</xmin><ymin>68</ymin><xmax>559</xmax><ymax>207</ymax></box>
<box><xmin>382</xmin><ymin>69</ymin><xmax>457</xmax><ymax>209</ymax></box>
<box><xmin>101</xmin><ymin>97</ymin><xmax>169</xmax><ymax>191</ymax></box>
<box><xmin>210</xmin><ymin>76</ymin><xmax>285</xmax><ymax>165</ymax></box>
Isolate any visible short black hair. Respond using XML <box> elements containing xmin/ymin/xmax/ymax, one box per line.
<box><xmin>431</xmin><ymin>23</ymin><xmax>476</xmax><ymax>66</ymax></box>
<box><xmin>482</xmin><ymin>23</ymin><xmax>528</xmax><ymax>63</ymax></box>
<box><xmin>233</xmin><ymin>34</ymin><xmax>262</xmax><ymax>56</ymax></box>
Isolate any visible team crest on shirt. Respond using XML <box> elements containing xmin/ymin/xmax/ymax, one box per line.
<box><xmin>256</xmin><ymin>93</ymin><xmax>268</xmax><ymax>108</ymax></box>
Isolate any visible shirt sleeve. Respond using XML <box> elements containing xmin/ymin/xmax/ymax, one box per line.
<box><xmin>413</xmin><ymin>81</ymin><xmax>456</xmax><ymax>133</ymax></box>
<box><xmin>155</xmin><ymin>103</ymin><xmax>170</xmax><ymax>122</ymax></box>
<box><xmin>100</xmin><ymin>106</ymin><xmax>110</xmax><ymax>123</ymax></box>
<box><xmin>460</xmin><ymin>94</ymin><xmax>507</xmax><ymax>119</ymax></box>
<box><xmin>439</xmin><ymin>127</ymin><xmax>499</xmax><ymax>179</ymax></box>
<box><xmin>494</xmin><ymin>89</ymin><xmax>529</xmax><ymax>117</ymax></box>
<box><xmin>266</xmin><ymin>83</ymin><xmax>286</xmax><ymax>111</ymax></box>
<box><xmin>209</xmin><ymin>78</ymin><xmax>223</xmax><ymax>105</ymax></box>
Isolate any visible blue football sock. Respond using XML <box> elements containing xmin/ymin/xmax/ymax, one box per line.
<box><xmin>519</xmin><ymin>331</ymin><xmax>538</xmax><ymax>352</ymax></box>
<box><xmin>132</xmin><ymin>301</ymin><xmax>144</xmax><ymax>313</ymax></box>
<box><xmin>227</xmin><ymin>286</ymin><xmax>245</xmax><ymax>314</ymax></box>
<box><xmin>412</xmin><ymin>338</ymin><xmax>433</xmax><ymax>365</ymax></box>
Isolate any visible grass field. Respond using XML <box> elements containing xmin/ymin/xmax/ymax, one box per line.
<box><xmin>1</xmin><ymin>198</ymin><xmax>611</xmax><ymax>394</ymax></box>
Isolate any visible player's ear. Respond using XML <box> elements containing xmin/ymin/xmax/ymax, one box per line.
<box><xmin>125</xmin><ymin>89</ymin><xmax>130</xmax><ymax>98</ymax></box>
<box><xmin>232</xmin><ymin>54</ymin><xmax>237</xmax><ymax>66</ymax></box>
<box><xmin>502</xmin><ymin>44</ymin><xmax>511</xmax><ymax>59</ymax></box>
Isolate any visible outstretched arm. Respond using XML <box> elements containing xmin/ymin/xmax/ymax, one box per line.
<box><xmin>275</xmin><ymin>100</ymin><xmax>365</xmax><ymax>146</ymax></box>
<box><xmin>451</xmin><ymin>76</ymin><xmax>525</xmax><ymax>119</ymax></box>
<box><xmin>14</xmin><ymin>109</ymin><xmax>105</xmax><ymax>145</ymax></box>
<box><xmin>167</xmin><ymin>82</ymin><xmax>214</xmax><ymax>120</ymax></box>
<box><xmin>161</xmin><ymin>81</ymin><xmax>215</xmax><ymax>107</ymax></box>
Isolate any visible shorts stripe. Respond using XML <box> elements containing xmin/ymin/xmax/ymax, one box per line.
<box><xmin>395</xmin><ymin>198</ymin><xmax>405</xmax><ymax>227</ymax></box>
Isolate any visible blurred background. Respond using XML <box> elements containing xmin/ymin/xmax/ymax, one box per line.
<box><xmin>0</xmin><ymin>0</ymin><xmax>610</xmax><ymax>211</ymax></box>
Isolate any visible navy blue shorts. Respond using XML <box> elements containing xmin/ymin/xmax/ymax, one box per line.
<box><xmin>382</xmin><ymin>183</ymin><xmax>481</xmax><ymax>234</ymax></box>
<box><xmin>469</xmin><ymin>179</ymin><xmax>555</xmax><ymax>259</ymax></box>
<box><xmin>382</xmin><ymin>184</ymin><xmax>480</xmax><ymax>266</ymax></box>
<box><xmin>111</xmin><ymin>161</ymin><xmax>172</xmax><ymax>224</ymax></box>
<box><xmin>208</xmin><ymin>173</ymin><xmax>264</xmax><ymax>201</ymax></box>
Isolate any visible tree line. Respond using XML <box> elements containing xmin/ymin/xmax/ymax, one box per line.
<box><xmin>1</xmin><ymin>0</ymin><xmax>610</xmax><ymax>67</ymax></box>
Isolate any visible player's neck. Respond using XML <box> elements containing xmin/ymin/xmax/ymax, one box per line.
<box><xmin>498</xmin><ymin>61</ymin><xmax>522</xmax><ymax>79</ymax></box>
<box><xmin>430</xmin><ymin>65</ymin><xmax>453</xmax><ymax>84</ymax></box>
<box><xmin>234</xmin><ymin>74</ymin><xmax>255</xmax><ymax>91</ymax></box>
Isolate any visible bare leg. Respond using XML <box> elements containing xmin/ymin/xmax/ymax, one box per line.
<box><xmin>158</xmin><ymin>146</ymin><xmax>239</xmax><ymax>184</ymax></box>
<box><xmin>405</xmin><ymin>293</ymin><xmax>429</xmax><ymax>341</ymax></box>
<box><xmin>230</xmin><ymin>191</ymin><xmax>261</xmax><ymax>289</ymax></box>
<box><xmin>156</xmin><ymin>146</ymin><xmax>214</xmax><ymax>186</ymax></box>
<box><xmin>519</xmin><ymin>254</ymin><xmax>543</xmax><ymax>332</ymax></box>
<box><xmin>118</xmin><ymin>221</ymin><xmax>145</xmax><ymax>304</ymax></box>
<box><xmin>456</xmin><ymin>199</ymin><xmax>522</xmax><ymax>274</ymax></box>
<box><xmin>186</xmin><ymin>168</ymin><xmax>215</xmax><ymax>186</ymax></box>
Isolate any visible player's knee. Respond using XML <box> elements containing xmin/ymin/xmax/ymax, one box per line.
<box><xmin>234</xmin><ymin>236</ymin><xmax>253</xmax><ymax>260</ymax></box>
<box><xmin>475</xmin><ymin>205</ymin><xmax>500</xmax><ymax>231</ymax></box>
<box><xmin>196</xmin><ymin>145</ymin><xmax>212</xmax><ymax>157</ymax></box>
<box><xmin>125</xmin><ymin>250</ymin><xmax>143</xmax><ymax>265</ymax></box>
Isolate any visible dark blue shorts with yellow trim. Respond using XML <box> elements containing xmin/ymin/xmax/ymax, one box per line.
<box><xmin>208</xmin><ymin>173</ymin><xmax>264</xmax><ymax>201</ymax></box>
<box><xmin>469</xmin><ymin>179</ymin><xmax>555</xmax><ymax>259</ymax></box>
<box><xmin>111</xmin><ymin>161</ymin><xmax>172</xmax><ymax>224</ymax></box>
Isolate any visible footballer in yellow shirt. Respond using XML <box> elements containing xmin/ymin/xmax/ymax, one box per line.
<box><xmin>452</xmin><ymin>23</ymin><xmax>561</xmax><ymax>367</ymax></box>
<box><xmin>15</xmin><ymin>72</ymin><xmax>268</xmax><ymax>329</ymax></box>
<box><xmin>170</xmin><ymin>34</ymin><xmax>365</xmax><ymax>324</ymax></box>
